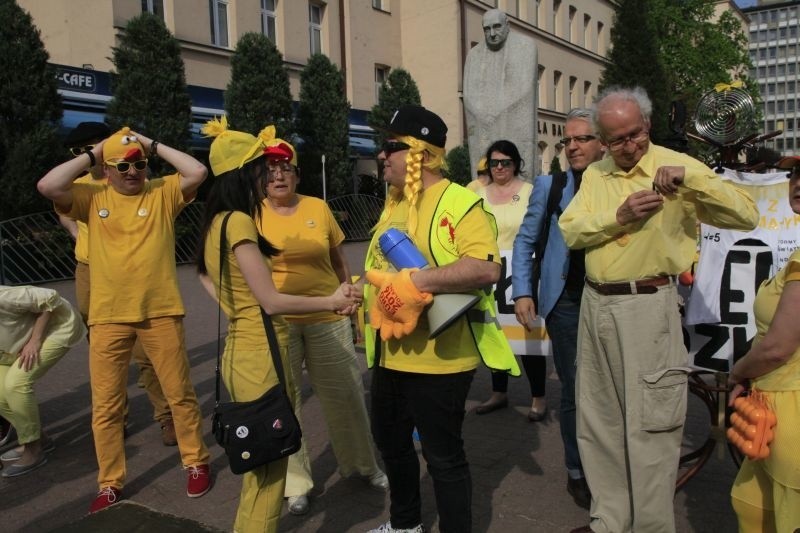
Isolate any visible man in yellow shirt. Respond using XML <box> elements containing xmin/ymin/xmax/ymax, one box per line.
<box><xmin>37</xmin><ymin>127</ymin><xmax>211</xmax><ymax>513</ymax></box>
<box><xmin>58</xmin><ymin>122</ymin><xmax>175</xmax><ymax>447</ymax></box>
<box><xmin>363</xmin><ymin>105</ymin><xmax>518</xmax><ymax>533</ymax></box>
<box><xmin>559</xmin><ymin>87</ymin><xmax>759</xmax><ymax>533</ymax></box>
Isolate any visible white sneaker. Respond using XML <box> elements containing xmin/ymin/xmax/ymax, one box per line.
<box><xmin>367</xmin><ymin>521</ymin><xmax>425</xmax><ymax>533</ymax></box>
<box><xmin>366</xmin><ymin>469</ymin><xmax>389</xmax><ymax>491</ymax></box>
<box><xmin>287</xmin><ymin>494</ymin><xmax>309</xmax><ymax>515</ymax></box>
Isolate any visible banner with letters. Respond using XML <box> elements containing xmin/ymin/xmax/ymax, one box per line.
<box><xmin>495</xmin><ymin>249</ymin><xmax>553</xmax><ymax>356</ymax></box>
<box><xmin>684</xmin><ymin>169</ymin><xmax>799</xmax><ymax>372</ymax></box>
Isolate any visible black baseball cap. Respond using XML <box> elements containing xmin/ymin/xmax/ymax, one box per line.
<box><xmin>64</xmin><ymin>122</ymin><xmax>111</xmax><ymax>147</ymax></box>
<box><xmin>385</xmin><ymin>105</ymin><xmax>447</xmax><ymax>149</ymax></box>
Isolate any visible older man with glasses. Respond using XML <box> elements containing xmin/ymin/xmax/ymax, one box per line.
<box><xmin>38</xmin><ymin>127</ymin><xmax>211</xmax><ymax>513</ymax></box>
<box><xmin>559</xmin><ymin>87</ymin><xmax>759</xmax><ymax>533</ymax></box>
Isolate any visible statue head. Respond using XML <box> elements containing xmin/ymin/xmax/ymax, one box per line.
<box><xmin>482</xmin><ymin>9</ymin><xmax>509</xmax><ymax>51</ymax></box>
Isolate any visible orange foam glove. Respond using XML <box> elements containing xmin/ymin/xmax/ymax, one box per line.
<box><xmin>367</xmin><ymin>269</ymin><xmax>433</xmax><ymax>341</ymax></box>
<box><xmin>727</xmin><ymin>391</ymin><xmax>777</xmax><ymax>461</ymax></box>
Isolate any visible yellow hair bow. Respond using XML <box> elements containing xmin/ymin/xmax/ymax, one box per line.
<box><xmin>238</xmin><ymin>125</ymin><xmax>278</xmax><ymax>168</ymax></box>
<box><xmin>714</xmin><ymin>80</ymin><xmax>744</xmax><ymax>92</ymax></box>
<box><xmin>201</xmin><ymin>116</ymin><xmax>229</xmax><ymax>138</ymax></box>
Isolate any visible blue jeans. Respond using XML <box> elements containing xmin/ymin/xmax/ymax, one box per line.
<box><xmin>546</xmin><ymin>286</ymin><xmax>584</xmax><ymax>478</ymax></box>
<box><xmin>370</xmin><ymin>366</ymin><xmax>474</xmax><ymax>533</ymax></box>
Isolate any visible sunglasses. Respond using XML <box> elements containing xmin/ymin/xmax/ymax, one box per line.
<box><xmin>488</xmin><ymin>158</ymin><xmax>514</xmax><ymax>169</ymax></box>
<box><xmin>70</xmin><ymin>145</ymin><xmax>95</xmax><ymax>157</ymax></box>
<box><xmin>106</xmin><ymin>159</ymin><xmax>148</xmax><ymax>173</ymax></box>
<box><xmin>380</xmin><ymin>141</ymin><xmax>410</xmax><ymax>156</ymax></box>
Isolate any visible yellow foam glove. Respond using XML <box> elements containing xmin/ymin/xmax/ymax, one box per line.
<box><xmin>367</xmin><ymin>269</ymin><xmax>433</xmax><ymax>340</ymax></box>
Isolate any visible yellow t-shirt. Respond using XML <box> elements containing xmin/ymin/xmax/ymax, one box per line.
<box><xmin>59</xmin><ymin>174</ymin><xmax>187</xmax><ymax>325</ymax></box>
<box><xmin>257</xmin><ymin>195</ymin><xmax>345</xmax><ymax>323</ymax></box>
<box><xmin>748</xmin><ymin>248</ymin><xmax>800</xmax><ymax>488</ymax></box>
<box><xmin>72</xmin><ymin>173</ymin><xmax>107</xmax><ymax>264</ymax></box>
<box><xmin>204</xmin><ymin>211</ymin><xmax>271</xmax><ymax>351</ymax></box>
<box><xmin>476</xmin><ymin>181</ymin><xmax>533</xmax><ymax>250</ymax></box>
<box><xmin>751</xmin><ymin>249</ymin><xmax>800</xmax><ymax>392</ymax></box>
<box><xmin>370</xmin><ymin>179</ymin><xmax>501</xmax><ymax>374</ymax></box>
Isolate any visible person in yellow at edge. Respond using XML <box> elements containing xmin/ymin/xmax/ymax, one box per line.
<box><xmin>37</xmin><ymin>127</ymin><xmax>212</xmax><ymax>513</ymax></box>
<box><xmin>558</xmin><ymin>86</ymin><xmax>759</xmax><ymax>533</ymax></box>
<box><xmin>357</xmin><ymin>105</ymin><xmax>520</xmax><ymax>533</ymax></box>
<box><xmin>728</xmin><ymin>156</ymin><xmax>800</xmax><ymax>533</ymax></box>
<box><xmin>255</xmin><ymin>137</ymin><xmax>388</xmax><ymax>516</ymax></box>
<box><xmin>196</xmin><ymin>118</ymin><xmax>357</xmax><ymax>533</ymax></box>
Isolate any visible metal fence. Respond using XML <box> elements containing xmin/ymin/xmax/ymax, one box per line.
<box><xmin>0</xmin><ymin>194</ymin><xmax>384</xmax><ymax>286</ymax></box>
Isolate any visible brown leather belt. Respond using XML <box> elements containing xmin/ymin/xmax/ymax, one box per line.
<box><xmin>585</xmin><ymin>276</ymin><xmax>674</xmax><ymax>295</ymax></box>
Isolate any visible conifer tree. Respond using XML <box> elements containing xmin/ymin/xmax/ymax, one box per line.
<box><xmin>0</xmin><ymin>0</ymin><xmax>62</xmax><ymax>218</ymax></box>
<box><xmin>225</xmin><ymin>33</ymin><xmax>293</xmax><ymax>137</ymax></box>
<box><xmin>445</xmin><ymin>145</ymin><xmax>471</xmax><ymax>185</ymax></box>
<box><xmin>601</xmin><ymin>0</ymin><xmax>754</xmax><ymax>148</ymax></box>
<box><xmin>549</xmin><ymin>155</ymin><xmax>562</xmax><ymax>175</ymax></box>
<box><xmin>295</xmin><ymin>54</ymin><xmax>351</xmax><ymax>199</ymax></box>
<box><xmin>367</xmin><ymin>69</ymin><xmax>421</xmax><ymax>146</ymax></box>
<box><xmin>106</xmin><ymin>13</ymin><xmax>191</xmax><ymax>157</ymax></box>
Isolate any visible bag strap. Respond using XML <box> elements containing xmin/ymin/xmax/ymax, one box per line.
<box><xmin>214</xmin><ymin>211</ymin><xmax>288</xmax><ymax>407</ymax></box>
<box><xmin>535</xmin><ymin>171</ymin><xmax>568</xmax><ymax>264</ymax></box>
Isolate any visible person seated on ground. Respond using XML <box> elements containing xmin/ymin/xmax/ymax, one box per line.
<box><xmin>0</xmin><ymin>285</ymin><xmax>86</xmax><ymax>477</ymax></box>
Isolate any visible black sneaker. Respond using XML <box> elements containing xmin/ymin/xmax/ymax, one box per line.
<box><xmin>567</xmin><ymin>476</ymin><xmax>591</xmax><ymax>510</ymax></box>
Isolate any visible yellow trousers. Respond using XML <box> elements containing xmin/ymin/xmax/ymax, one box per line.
<box><xmin>89</xmin><ymin>317</ymin><xmax>209</xmax><ymax>489</ymax></box>
<box><xmin>222</xmin><ymin>340</ymin><xmax>292</xmax><ymax>533</ymax></box>
<box><xmin>76</xmin><ymin>262</ymin><xmax>171</xmax><ymax>422</ymax></box>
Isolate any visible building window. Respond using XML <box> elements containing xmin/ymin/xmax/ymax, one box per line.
<box><xmin>372</xmin><ymin>0</ymin><xmax>390</xmax><ymax>12</ymax></box>
<box><xmin>209</xmin><ymin>0</ymin><xmax>229</xmax><ymax>47</ymax></box>
<box><xmin>569</xmin><ymin>76</ymin><xmax>577</xmax><ymax>107</ymax></box>
<box><xmin>537</xmin><ymin>64</ymin><xmax>545</xmax><ymax>107</ymax></box>
<box><xmin>375</xmin><ymin>65</ymin><xmax>389</xmax><ymax>103</ymax></box>
<box><xmin>553</xmin><ymin>0</ymin><xmax>561</xmax><ymax>35</ymax></box>
<box><xmin>553</xmin><ymin>70</ymin><xmax>563</xmax><ymax>111</ymax></box>
<box><xmin>309</xmin><ymin>3</ymin><xmax>323</xmax><ymax>55</ymax></box>
<box><xmin>142</xmin><ymin>0</ymin><xmax>164</xmax><ymax>18</ymax></box>
<box><xmin>596</xmin><ymin>21</ymin><xmax>604</xmax><ymax>54</ymax></box>
<box><xmin>568</xmin><ymin>6</ymin><xmax>577</xmax><ymax>42</ymax></box>
<box><xmin>583</xmin><ymin>14</ymin><xmax>591</xmax><ymax>48</ymax></box>
<box><xmin>261</xmin><ymin>0</ymin><xmax>277</xmax><ymax>44</ymax></box>
<box><xmin>584</xmin><ymin>80</ymin><xmax>592</xmax><ymax>107</ymax></box>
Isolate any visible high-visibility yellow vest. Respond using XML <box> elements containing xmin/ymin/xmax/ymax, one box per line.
<box><xmin>364</xmin><ymin>182</ymin><xmax>521</xmax><ymax>376</ymax></box>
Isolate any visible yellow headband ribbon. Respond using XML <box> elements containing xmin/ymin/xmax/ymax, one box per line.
<box><xmin>714</xmin><ymin>80</ymin><xmax>744</xmax><ymax>92</ymax></box>
<box><xmin>239</xmin><ymin>125</ymin><xmax>277</xmax><ymax>168</ymax></box>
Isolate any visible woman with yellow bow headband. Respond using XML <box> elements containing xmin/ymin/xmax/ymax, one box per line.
<box><xmin>196</xmin><ymin>117</ymin><xmax>357</xmax><ymax>533</ymax></box>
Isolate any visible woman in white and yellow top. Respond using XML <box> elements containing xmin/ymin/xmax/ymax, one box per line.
<box><xmin>474</xmin><ymin>140</ymin><xmax>549</xmax><ymax>421</ymax></box>
<box><xmin>256</xmin><ymin>139</ymin><xmax>387</xmax><ymax>516</ymax></box>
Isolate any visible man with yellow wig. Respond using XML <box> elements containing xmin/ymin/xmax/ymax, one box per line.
<box><xmin>37</xmin><ymin>127</ymin><xmax>211</xmax><ymax>512</ymax></box>
<box><xmin>362</xmin><ymin>105</ymin><xmax>519</xmax><ymax>533</ymax></box>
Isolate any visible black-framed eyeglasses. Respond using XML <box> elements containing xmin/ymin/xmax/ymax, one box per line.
<box><xmin>605</xmin><ymin>129</ymin><xmax>649</xmax><ymax>152</ymax></box>
<box><xmin>488</xmin><ymin>158</ymin><xmax>514</xmax><ymax>169</ymax></box>
<box><xmin>70</xmin><ymin>145</ymin><xmax>95</xmax><ymax>157</ymax></box>
<box><xmin>106</xmin><ymin>159</ymin><xmax>148</xmax><ymax>173</ymax></box>
<box><xmin>380</xmin><ymin>141</ymin><xmax>410</xmax><ymax>156</ymax></box>
<box><xmin>559</xmin><ymin>135</ymin><xmax>597</xmax><ymax>146</ymax></box>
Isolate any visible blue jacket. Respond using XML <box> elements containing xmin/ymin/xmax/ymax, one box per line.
<box><xmin>511</xmin><ymin>169</ymin><xmax>579</xmax><ymax>320</ymax></box>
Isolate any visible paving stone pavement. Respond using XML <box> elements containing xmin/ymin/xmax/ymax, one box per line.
<box><xmin>0</xmin><ymin>243</ymin><xmax>739</xmax><ymax>532</ymax></box>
